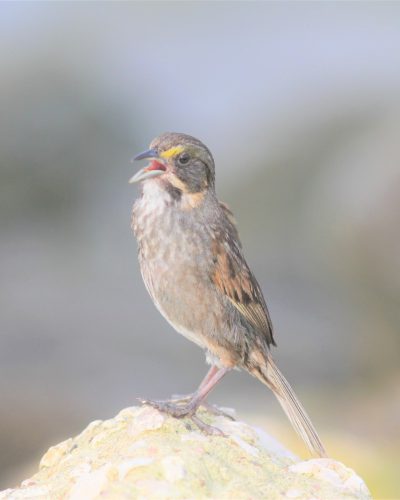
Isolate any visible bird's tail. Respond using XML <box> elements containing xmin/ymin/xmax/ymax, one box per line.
<box><xmin>251</xmin><ymin>354</ymin><xmax>327</xmax><ymax>458</ymax></box>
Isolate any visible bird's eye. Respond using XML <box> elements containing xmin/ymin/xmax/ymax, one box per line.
<box><xmin>178</xmin><ymin>152</ymin><xmax>190</xmax><ymax>165</ymax></box>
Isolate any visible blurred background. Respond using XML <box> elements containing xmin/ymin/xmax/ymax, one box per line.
<box><xmin>1</xmin><ymin>2</ymin><xmax>399</xmax><ymax>497</ymax></box>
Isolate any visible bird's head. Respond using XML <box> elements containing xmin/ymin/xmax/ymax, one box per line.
<box><xmin>130</xmin><ymin>133</ymin><xmax>215</xmax><ymax>197</ymax></box>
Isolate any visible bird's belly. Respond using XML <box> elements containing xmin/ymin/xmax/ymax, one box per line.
<box><xmin>141</xmin><ymin>256</ymin><xmax>216</xmax><ymax>346</ymax></box>
<box><xmin>138</xmin><ymin>223</ymin><xmax>218</xmax><ymax>348</ymax></box>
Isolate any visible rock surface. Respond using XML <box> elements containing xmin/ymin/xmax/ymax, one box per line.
<box><xmin>0</xmin><ymin>406</ymin><xmax>371</xmax><ymax>499</ymax></box>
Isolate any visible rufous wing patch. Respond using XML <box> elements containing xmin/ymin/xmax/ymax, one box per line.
<box><xmin>210</xmin><ymin>230</ymin><xmax>275</xmax><ymax>346</ymax></box>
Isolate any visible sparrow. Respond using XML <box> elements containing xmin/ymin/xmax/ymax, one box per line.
<box><xmin>130</xmin><ymin>132</ymin><xmax>326</xmax><ymax>457</ymax></box>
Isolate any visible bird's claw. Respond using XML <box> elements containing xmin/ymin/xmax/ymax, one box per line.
<box><xmin>200</xmin><ymin>402</ymin><xmax>236</xmax><ymax>421</ymax></box>
<box><xmin>139</xmin><ymin>398</ymin><xmax>227</xmax><ymax>436</ymax></box>
<box><xmin>139</xmin><ymin>398</ymin><xmax>195</xmax><ymax>418</ymax></box>
<box><xmin>146</xmin><ymin>395</ymin><xmax>235</xmax><ymax>421</ymax></box>
<box><xmin>191</xmin><ymin>414</ymin><xmax>226</xmax><ymax>436</ymax></box>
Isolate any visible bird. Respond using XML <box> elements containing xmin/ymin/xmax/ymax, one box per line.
<box><xmin>129</xmin><ymin>132</ymin><xmax>326</xmax><ymax>457</ymax></box>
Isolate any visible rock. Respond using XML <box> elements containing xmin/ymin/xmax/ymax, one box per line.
<box><xmin>0</xmin><ymin>406</ymin><xmax>371</xmax><ymax>499</ymax></box>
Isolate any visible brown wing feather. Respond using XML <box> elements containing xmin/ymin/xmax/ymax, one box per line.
<box><xmin>211</xmin><ymin>207</ymin><xmax>276</xmax><ymax>347</ymax></box>
<box><xmin>219</xmin><ymin>201</ymin><xmax>242</xmax><ymax>248</ymax></box>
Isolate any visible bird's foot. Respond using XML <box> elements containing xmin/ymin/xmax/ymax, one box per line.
<box><xmin>138</xmin><ymin>398</ymin><xmax>226</xmax><ymax>436</ymax></box>
<box><xmin>200</xmin><ymin>402</ymin><xmax>236</xmax><ymax>421</ymax></box>
<box><xmin>190</xmin><ymin>414</ymin><xmax>226</xmax><ymax>436</ymax></box>
<box><xmin>138</xmin><ymin>397</ymin><xmax>196</xmax><ymax>418</ymax></box>
<box><xmin>138</xmin><ymin>397</ymin><xmax>234</xmax><ymax>421</ymax></box>
<box><xmin>169</xmin><ymin>393</ymin><xmax>194</xmax><ymax>404</ymax></box>
<box><xmin>169</xmin><ymin>395</ymin><xmax>235</xmax><ymax>420</ymax></box>
<box><xmin>136</xmin><ymin>393</ymin><xmax>194</xmax><ymax>407</ymax></box>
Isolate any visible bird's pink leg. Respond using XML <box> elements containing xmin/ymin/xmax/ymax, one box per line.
<box><xmin>140</xmin><ymin>366</ymin><xmax>230</xmax><ymax>434</ymax></box>
<box><xmin>140</xmin><ymin>365</ymin><xmax>219</xmax><ymax>407</ymax></box>
<box><xmin>168</xmin><ymin>365</ymin><xmax>220</xmax><ymax>402</ymax></box>
<box><xmin>182</xmin><ymin>366</ymin><xmax>229</xmax><ymax>414</ymax></box>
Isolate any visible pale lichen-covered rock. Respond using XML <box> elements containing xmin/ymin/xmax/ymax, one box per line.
<box><xmin>0</xmin><ymin>406</ymin><xmax>371</xmax><ymax>499</ymax></box>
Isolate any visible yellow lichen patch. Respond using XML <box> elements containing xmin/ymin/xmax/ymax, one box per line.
<box><xmin>160</xmin><ymin>145</ymin><xmax>184</xmax><ymax>159</ymax></box>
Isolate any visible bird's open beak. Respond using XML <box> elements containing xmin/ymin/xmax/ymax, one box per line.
<box><xmin>129</xmin><ymin>148</ymin><xmax>167</xmax><ymax>184</ymax></box>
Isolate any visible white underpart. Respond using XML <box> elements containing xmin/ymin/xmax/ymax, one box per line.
<box><xmin>135</xmin><ymin>179</ymin><xmax>207</xmax><ymax>351</ymax></box>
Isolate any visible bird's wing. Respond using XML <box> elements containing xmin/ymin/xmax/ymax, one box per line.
<box><xmin>219</xmin><ymin>201</ymin><xmax>242</xmax><ymax>248</ymax></box>
<box><xmin>210</xmin><ymin>219</ymin><xmax>275</xmax><ymax>347</ymax></box>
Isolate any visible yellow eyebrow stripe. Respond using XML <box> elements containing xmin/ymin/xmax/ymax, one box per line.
<box><xmin>160</xmin><ymin>145</ymin><xmax>184</xmax><ymax>159</ymax></box>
